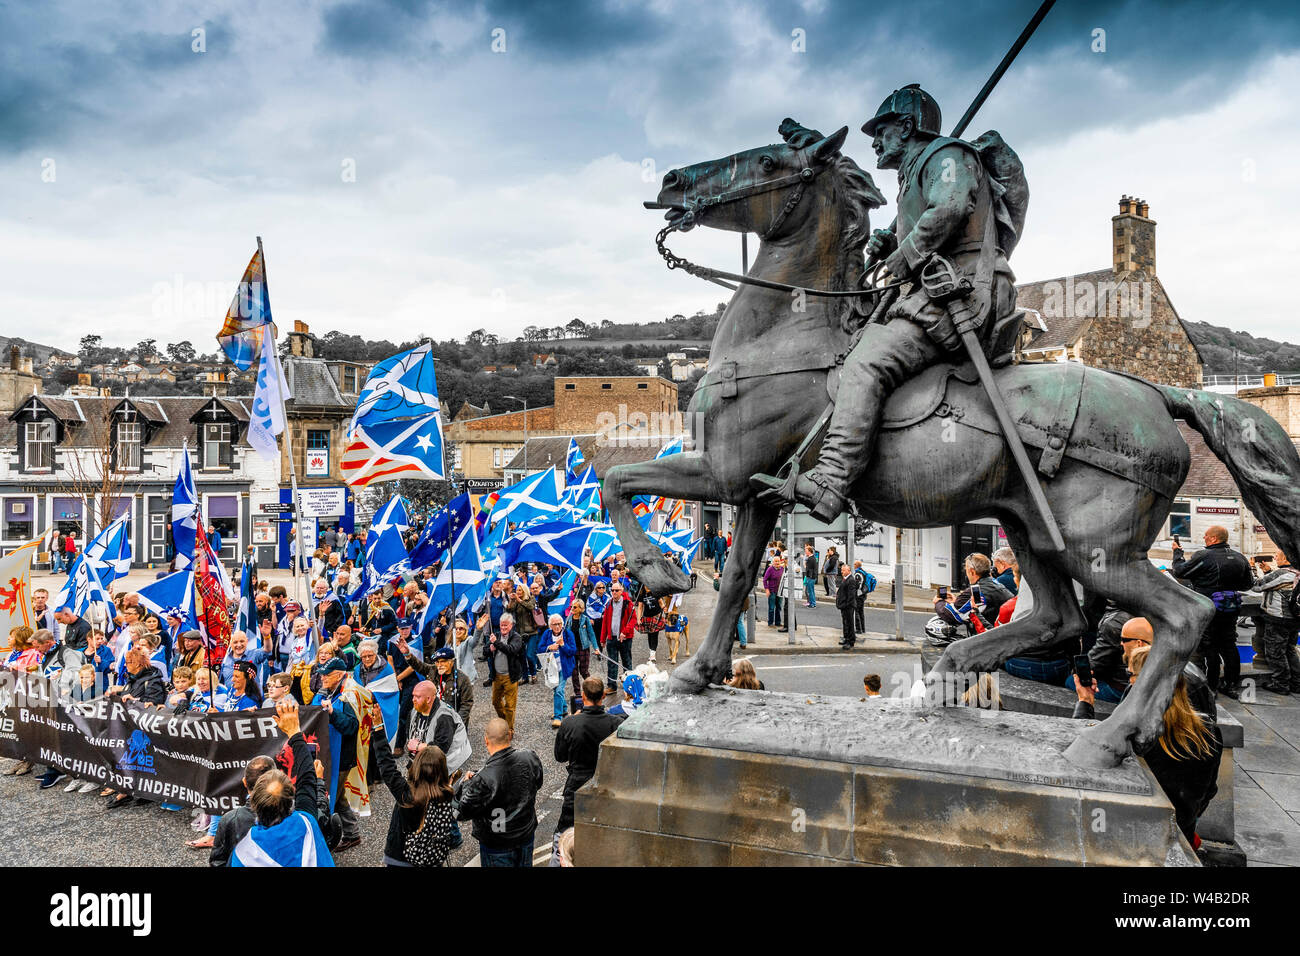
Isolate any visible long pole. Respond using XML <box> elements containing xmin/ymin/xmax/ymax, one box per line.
<box><xmin>785</xmin><ymin>517</ymin><xmax>796</xmax><ymax>645</ymax></box>
<box><xmin>258</xmin><ymin>235</ymin><xmax>303</xmax><ymax>608</ymax></box>
<box><xmin>894</xmin><ymin>526</ymin><xmax>905</xmax><ymax>642</ymax></box>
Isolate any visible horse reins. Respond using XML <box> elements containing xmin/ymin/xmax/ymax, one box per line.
<box><xmin>651</xmin><ymin>154</ymin><xmax>908</xmax><ymax>302</ymax></box>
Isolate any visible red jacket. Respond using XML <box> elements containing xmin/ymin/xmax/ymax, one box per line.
<box><xmin>600</xmin><ymin>597</ymin><xmax>636</xmax><ymax>645</ymax></box>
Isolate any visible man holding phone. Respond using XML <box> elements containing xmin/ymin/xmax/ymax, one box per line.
<box><xmin>1171</xmin><ymin>527</ymin><xmax>1253</xmax><ymax>699</ymax></box>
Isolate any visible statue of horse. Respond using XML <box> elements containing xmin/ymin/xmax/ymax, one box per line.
<box><xmin>603</xmin><ymin>120</ymin><xmax>1300</xmax><ymax>769</ymax></box>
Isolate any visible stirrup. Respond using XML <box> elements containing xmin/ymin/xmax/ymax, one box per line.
<box><xmin>749</xmin><ymin>459</ymin><xmax>800</xmax><ymax>509</ymax></box>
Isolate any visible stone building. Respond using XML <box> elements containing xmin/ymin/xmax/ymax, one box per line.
<box><xmin>1015</xmin><ymin>196</ymin><xmax>1204</xmax><ymax>387</ymax></box>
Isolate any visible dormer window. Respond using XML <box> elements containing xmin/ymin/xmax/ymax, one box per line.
<box><xmin>117</xmin><ymin>420</ymin><xmax>141</xmax><ymax>471</ymax></box>
<box><xmin>25</xmin><ymin>420</ymin><xmax>54</xmax><ymax>470</ymax></box>
<box><xmin>204</xmin><ymin>422</ymin><xmax>233</xmax><ymax>468</ymax></box>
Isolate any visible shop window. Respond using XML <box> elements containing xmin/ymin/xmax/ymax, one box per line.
<box><xmin>3</xmin><ymin>498</ymin><xmax>34</xmax><ymax>540</ymax></box>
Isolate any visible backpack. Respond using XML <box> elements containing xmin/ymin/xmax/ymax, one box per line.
<box><xmin>855</xmin><ymin>568</ymin><xmax>877</xmax><ymax>594</ymax></box>
<box><xmin>969</xmin><ymin>130</ymin><xmax>1028</xmax><ymax>256</ymax></box>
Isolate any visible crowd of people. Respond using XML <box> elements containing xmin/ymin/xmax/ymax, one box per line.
<box><xmin>4</xmin><ymin>516</ymin><xmax>695</xmax><ymax>868</ymax></box>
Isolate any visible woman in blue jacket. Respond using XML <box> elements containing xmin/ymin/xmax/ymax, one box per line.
<box><xmin>541</xmin><ymin>613</ymin><xmax>577</xmax><ymax>728</ymax></box>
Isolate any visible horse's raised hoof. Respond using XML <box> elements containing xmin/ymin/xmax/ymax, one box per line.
<box><xmin>1063</xmin><ymin>725</ymin><xmax>1130</xmax><ymax>769</ymax></box>
<box><xmin>667</xmin><ymin>654</ymin><xmax>725</xmax><ymax>695</ymax></box>
<box><xmin>632</xmin><ymin>556</ymin><xmax>692</xmax><ymax>598</ymax></box>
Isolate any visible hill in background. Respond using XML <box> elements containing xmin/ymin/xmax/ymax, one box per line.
<box><xmin>1183</xmin><ymin>320</ymin><xmax>1300</xmax><ymax>375</ymax></box>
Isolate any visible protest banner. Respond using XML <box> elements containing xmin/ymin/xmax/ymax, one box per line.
<box><xmin>0</xmin><ymin>671</ymin><xmax>331</xmax><ymax>811</ymax></box>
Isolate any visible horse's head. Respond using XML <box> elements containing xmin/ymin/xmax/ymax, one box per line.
<box><xmin>652</xmin><ymin>119</ymin><xmax>884</xmax><ymax>248</ymax></box>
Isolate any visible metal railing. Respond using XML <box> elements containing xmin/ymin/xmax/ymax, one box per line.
<box><xmin>1202</xmin><ymin>373</ymin><xmax>1300</xmax><ymax>393</ymax></box>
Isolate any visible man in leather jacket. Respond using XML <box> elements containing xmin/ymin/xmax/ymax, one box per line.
<box><xmin>1172</xmin><ymin>526</ymin><xmax>1253</xmax><ymax>697</ymax></box>
<box><xmin>454</xmin><ymin>718</ymin><xmax>543</xmax><ymax>867</ymax></box>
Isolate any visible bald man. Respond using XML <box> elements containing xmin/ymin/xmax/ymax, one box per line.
<box><xmin>1172</xmin><ymin>525</ymin><xmax>1253</xmax><ymax>698</ymax></box>
<box><xmin>405</xmin><ymin>680</ymin><xmax>471</xmax><ymax>775</ymax></box>
<box><xmin>453</xmin><ymin>718</ymin><xmax>543</xmax><ymax>867</ymax></box>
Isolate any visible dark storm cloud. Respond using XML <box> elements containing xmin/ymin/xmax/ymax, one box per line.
<box><xmin>320</xmin><ymin>0</ymin><xmax>443</xmax><ymax>57</ymax></box>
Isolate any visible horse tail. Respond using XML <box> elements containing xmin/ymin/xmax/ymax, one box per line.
<box><xmin>1157</xmin><ymin>384</ymin><xmax>1300</xmax><ymax>564</ymax></box>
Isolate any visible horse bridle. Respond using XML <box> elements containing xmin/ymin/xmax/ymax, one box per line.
<box><xmin>650</xmin><ymin>150</ymin><xmax>908</xmax><ymax>303</ymax></box>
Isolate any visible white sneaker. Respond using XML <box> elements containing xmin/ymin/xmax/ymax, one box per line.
<box><xmin>648</xmin><ymin>651</ymin><xmax>656</xmax><ymax>662</ymax></box>
<box><xmin>78</xmin><ymin>781</ymin><xmax>97</xmax><ymax>794</ymax></box>
<box><xmin>64</xmin><ymin>779</ymin><xmax>81</xmax><ymax>792</ymax></box>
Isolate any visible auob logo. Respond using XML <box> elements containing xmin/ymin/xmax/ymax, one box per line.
<box><xmin>116</xmin><ymin>729</ymin><xmax>157</xmax><ymax>775</ymax></box>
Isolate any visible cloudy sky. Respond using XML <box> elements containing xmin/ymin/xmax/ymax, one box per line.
<box><xmin>4</xmin><ymin>0</ymin><xmax>1300</xmax><ymax>351</ymax></box>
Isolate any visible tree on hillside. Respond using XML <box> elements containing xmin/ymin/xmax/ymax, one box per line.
<box><xmin>566</xmin><ymin>318</ymin><xmax>588</xmax><ymax>339</ymax></box>
<box><xmin>166</xmin><ymin>340</ymin><xmax>197</xmax><ymax>364</ymax></box>
<box><xmin>557</xmin><ymin>352</ymin><xmax>637</xmax><ymax>376</ymax></box>
<box><xmin>135</xmin><ymin>339</ymin><xmax>159</xmax><ymax>362</ymax></box>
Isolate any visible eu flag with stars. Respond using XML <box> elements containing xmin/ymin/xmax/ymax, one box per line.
<box><xmin>409</xmin><ymin>492</ymin><xmax>473</xmax><ymax>570</ymax></box>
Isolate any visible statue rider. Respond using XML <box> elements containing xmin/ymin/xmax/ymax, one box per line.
<box><xmin>752</xmin><ymin>84</ymin><xmax>1021</xmax><ymax>522</ymax></box>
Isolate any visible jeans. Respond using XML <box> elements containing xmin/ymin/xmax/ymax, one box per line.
<box><xmin>480</xmin><ymin>840</ymin><xmax>533</xmax><ymax>868</ymax></box>
<box><xmin>553</xmin><ymin>678</ymin><xmax>569</xmax><ymax>720</ymax></box>
<box><xmin>737</xmin><ymin>616</ymin><xmax>747</xmax><ymax>648</ymax></box>
<box><xmin>524</xmin><ymin>633</ymin><xmax>541</xmax><ymax>679</ymax></box>
<box><xmin>1257</xmin><ymin>618</ymin><xmax>1300</xmax><ymax>689</ymax></box>
<box><xmin>51</xmin><ymin>552</ymin><xmax>63</xmax><ymax>573</ymax></box>
<box><xmin>1064</xmin><ymin>673</ymin><xmax>1126</xmax><ymax>703</ymax></box>
<box><xmin>714</xmin><ymin>549</ymin><xmax>726</xmax><ymax>573</ymax></box>
<box><xmin>605</xmin><ymin>639</ymin><xmax>633</xmax><ymax>685</ymax></box>
<box><xmin>767</xmin><ymin>592</ymin><xmax>780</xmax><ymax>626</ymax></box>
<box><xmin>1003</xmin><ymin>656</ymin><xmax>1072</xmax><ymax>685</ymax></box>
<box><xmin>803</xmin><ymin>577</ymin><xmax>817</xmax><ymax>607</ymax></box>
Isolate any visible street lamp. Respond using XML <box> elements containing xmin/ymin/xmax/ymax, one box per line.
<box><xmin>502</xmin><ymin>394</ymin><xmax>528</xmax><ymax>475</ymax></box>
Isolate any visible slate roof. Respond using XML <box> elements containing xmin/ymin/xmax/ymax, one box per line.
<box><xmin>1015</xmin><ymin>269</ymin><xmax>1112</xmax><ymax>353</ymax></box>
<box><xmin>283</xmin><ymin>356</ymin><xmax>349</xmax><ymax>409</ymax></box>
<box><xmin>1</xmin><ymin>395</ymin><xmax>253</xmax><ymax>448</ymax></box>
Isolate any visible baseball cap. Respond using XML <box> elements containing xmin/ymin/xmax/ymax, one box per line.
<box><xmin>433</xmin><ymin>646</ymin><xmax>455</xmax><ymax>661</ymax></box>
<box><xmin>397</xmin><ymin>617</ymin><xmax>414</xmax><ymax>630</ymax></box>
<box><xmin>318</xmin><ymin>658</ymin><xmax>350</xmax><ymax>674</ymax></box>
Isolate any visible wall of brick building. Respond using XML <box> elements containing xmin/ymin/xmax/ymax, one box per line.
<box><xmin>554</xmin><ymin>376</ymin><xmax>678</xmax><ymax>434</ymax></box>
<box><xmin>1075</xmin><ymin>275</ymin><xmax>1202</xmax><ymax>388</ymax></box>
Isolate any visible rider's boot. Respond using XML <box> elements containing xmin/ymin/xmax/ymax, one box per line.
<box><xmin>750</xmin><ymin>367</ymin><xmax>887</xmax><ymax>523</ymax></box>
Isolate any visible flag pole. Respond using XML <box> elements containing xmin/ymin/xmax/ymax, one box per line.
<box><xmin>258</xmin><ymin>235</ymin><xmax>303</xmax><ymax>610</ymax></box>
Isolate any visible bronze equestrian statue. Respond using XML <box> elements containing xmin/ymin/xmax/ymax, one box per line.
<box><xmin>603</xmin><ymin>86</ymin><xmax>1300</xmax><ymax>769</ymax></box>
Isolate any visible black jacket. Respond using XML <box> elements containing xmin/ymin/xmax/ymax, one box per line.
<box><xmin>835</xmin><ymin>573</ymin><xmax>858</xmax><ymax>612</ymax></box>
<box><xmin>61</xmin><ymin>616</ymin><xmax>91</xmax><ymax>651</ymax></box>
<box><xmin>454</xmin><ymin>745</ymin><xmax>543</xmax><ymax>849</ymax></box>
<box><xmin>970</xmin><ymin>573</ymin><xmax>1013</xmax><ymax>623</ymax></box>
<box><xmin>1172</xmin><ymin>542</ymin><xmax>1253</xmax><ymax>602</ymax></box>
<box><xmin>554</xmin><ymin>705</ymin><xmax>624</xmax><ymax>831</ymax></box>
<box><xmin>485</xmin><ymin>627</ymin><xmax>526</xmax><ymax>683</ymax></box>
<box><xmin>1088</xmin><ymin>607</ymin><xmax>1133</xmax><ymax>691</ymax></box>
<box><xmin>118</xmin><ymin>665</ymin><xmax>167</xmax><ymax>705</ymax></box>
<box><xmin>803</xmin><ymin>555</ymin><xmax>817</xmax><ymax>579</ymax></box>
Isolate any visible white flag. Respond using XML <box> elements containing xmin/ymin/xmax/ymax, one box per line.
<box><xmin>0</xmin><ymin>538</ymin><xmax>40</xmax><ymax>649</ymax></box>
<box><xmin>248</xmin><ymin>324</ymin><xmax>290</xmax><ymax>461</ymax></box>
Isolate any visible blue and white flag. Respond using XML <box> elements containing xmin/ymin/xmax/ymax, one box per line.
<box><xmin>426</xmin><ymin>520</ymin><xmax>487</xmax><ymax>620</ymax></box>
<box><xmin>230</xmin><ymin>812</ymin><xmax>334</xmax><ymax>868</ymax></box>
<box><xmin>55</xmin><ymin>555</ymin><xmax>117</xmax><ymax>627</ymax></box>
<box><xmin>341</xmin><ymin>411</ymin><xmax>444</xmax><ymax>488</ymax></box>
<box><xmin>489</xmin><ymin>468</ymin><xmax>562</xmax><ymax>529</ymax></box>
<box><xmin>565</xmin><ymin>438</ymin><xmax>585</xmax><ymax>485</ymax></box>
<box><xmin>347</xmin><ymin>342</ymin><xmax>439</xmax><ymax>438</ymax></box>
<box><xmin>656</xmin><ymin>436</ymin><xmax>684</xmax><ymax>459</ymax></box>
<box><xmin>136</xmin><ymin>569</ymin><xmax>198</xmax><ymax>630</ymax></box>
<box><xmin>548</xmin><ymin>569</ymin><xmax>577</xmax><ymax>616</ymax></box>
<box><xmin>561</xmin><ymin>464</ymin><xmax>602</xmax><ymax>518</ymax></box>
<box><xmin>247</xmin><ymin>325</ymin><xmax>291</xmax><ymax>462</ymax></box>
<box><xmin>359</xmin><ymin>660</ymin><xmax>401</xmax><ymax>748</ymax></box>
<box><xmin>350</xmin><ymin>498</ymin><xmax>411</xmax><ymax>599</ymax></box>
<box><xmin>586</xmin><ymin>523</ymin><xmax>621</xmax><ymax>561</ymax></box>
<box><xmin>409</xmin><ymin>492</ymin><xmax>473</xmax><ymax>569</ymax></box>
<box><xmin>84</xmin><ymin>514</ymin><xmax>132</xmax><ymax>587</ymax></box>
<box><xmin>235</xmin><ymin>559</ymin><xmax>255</xmax><ymax>633</ymax></box>
<box><xmin>172</xmin><ymin>443</ymin><xmax>199</xmax><ymax>571</ymax></box>
<box><xmin>498</xmin><ymin>521</ymin><xmax>594</xmax><ymax>573</ymax></box>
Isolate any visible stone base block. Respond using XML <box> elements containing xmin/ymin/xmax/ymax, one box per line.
<box><xmin>575</xmin><ymin>688</ymin><xmax>1198</xmax><ymax>867</ymax></box>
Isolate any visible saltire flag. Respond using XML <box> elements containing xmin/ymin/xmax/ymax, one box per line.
<box><xmin>347</xmin><ymin>342</ymin><xmax>439</xmax><ymax>438</ymax></box>
<box><xmin>172</xmin><ymin>442</ymin><xmax>199</xmax><ymax>571</ymax></box>
<box><xmin>350</xmin><ymin>498</ymin><xmax>411</xmax><ymax>599</ymax></box>
<box><xmin>425</xmin><ymin>519</ymin><xmax>487</xmax><ymax>620</ymax></box>
<box><xmin>235</xmin><ymin>558</ymin><xmax>255</xmax><ymax>633</ymax></box>
<box><xmin>497</xmin><ymin>521</ymin><xmax>594</xmax><ymax>573</ymax></box>
<box><xmin>586</xmin><ymin>523</ymin><xmax>621</xmax><ymax>561</ymax></box>
<box><xmin>565</xmin><ymin>438</ymin><xmax>585</xmax><ymax>485</ymax></box>
<box><xmin>193</xmin><ymin>524</ymin><xmax>231</xmax><ymax>651</ymax></box>
<box><xmin>247</xmin><ymin>323</ymin><xmax>291</xmax><ymax>462</ymax></box>
<box><xmin>136</xmin><ymin>569</ymin><xmax>198</xmax><ymax>630</ymax></box>
<box><xmin>216</xmin><ymin>246</ymin><xmax>274</xmax><ymax>371</ymax></box>
<box><xmin>646</xmin><ymin>438</ymin><xmax>685</xmax><ymax>513</ymax></box>
<box><xmin>341</xmin><ymin>412</ymin><xmax>444</xmax><ymax>488</ymax></box>
<box><xmin>409</xmin><ymin>492</ymin><xmax>473</xmax><ymax>569</ymax></box>
<box><xmin>84</xmin><ymin>513</ymin><xmax>132</xmax><ymax>587</ymax></box>
<box><xmin>561</xmin><ymin>465</ymin><xmax>602</xmax><ymax>518</ymax></box>
<box><xmin>548</xmin><ymin>568</ymin><xmax>577</xmax><ymax>617</ymax></box>
<box><xmin>230</xmin><ymin>813</ymin><xmax>334</xmax><ymax>868</ymax></box>
<box><xmin>488</xmin><ymin>468</ymin><xmax>562</xmax><ymax>529</ymax></box>
<box><xmin>54</xmin><ymin>555</ymin><xmax>118</xmax><ymax>629</ymax></box>
<box><xmin>0</xmin><ymin>536</ymin><xmax>43</xmax><ymax>644</ymax></box>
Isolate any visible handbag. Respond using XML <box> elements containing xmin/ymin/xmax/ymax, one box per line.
<box><xmin>404</xmin><ymin>799</ymin><xmax>452</xmax><ymax>867</ymax></box>
<box><xmin>532</xmin><ymin>605</ymin><xmax>546</xmax><ymax>627</ymax></box>
<box><xmin>542</xmin><ymin>651</ymin><xmax>560</xmax><ymax>688</ymax></box>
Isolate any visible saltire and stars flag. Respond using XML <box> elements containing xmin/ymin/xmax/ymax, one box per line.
<box><xmin>343</xmin><ymin>343</ymin><xmax>443</xmax><ymax>488</ymax></box>
<box><xmin>423</xmin><ymin>517</ymin><xmax>488</xmax><ymax>623</ymax></box>
<box><xmin>408</xmin><ymin>492</ymin><xmax>473</xmax><ymax>569</ymax></box>
<box><xmin>216</xmin><ymin>246</ymin><xmax>273</xmax><ymax>371</ymax></box>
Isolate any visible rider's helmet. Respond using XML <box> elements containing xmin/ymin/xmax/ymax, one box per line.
<box><xmin>862</xmin><ymin>83</ymin><xmax>942</xmax><ymax>138</ymax></box>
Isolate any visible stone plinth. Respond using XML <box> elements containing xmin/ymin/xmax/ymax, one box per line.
<box><xmin>575</xmin><ymin>688</ymin><xmax>1198</xmax><ymax>866</ymax></box>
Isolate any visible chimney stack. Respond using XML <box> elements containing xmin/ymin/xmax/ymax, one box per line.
<box><xmin>1112</xmin><ymin>195</ymin><xmax>1156</xmax><ymax>276</ymax></box>
<box><xmin>8</xmin><ymin>345</ymin><xmax>19</xmax><ymax>370</ymax></box>
<box><xmin>288</xmin><ymin>321</ymin><xmax>313</xmax><ymax>358</ymax></box>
